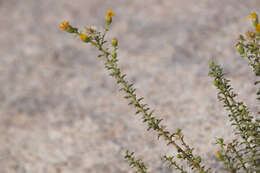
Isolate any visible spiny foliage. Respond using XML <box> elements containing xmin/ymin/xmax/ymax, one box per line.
<box><xmin>60</xmin><ymin>10</ymin><xmax>260</xmax><ymax>173</ymax></box>
<box><xmin>236</xmin><ymin>37</ymin><xmax>260</xmax><ymax>101</ymax></box>
<box><xmin>124</xmin><ymin>151</ymin><xmax>148</xmax><ymax>173</ymax></box>
<box><xmin>209</xmin><ymin>62</ymin><xmax>260</xmax><ymax>172</ymax></box>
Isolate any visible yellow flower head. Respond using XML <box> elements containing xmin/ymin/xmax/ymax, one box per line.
<box><xmin>248</xmin><ymin>12</ymin><xmax>257</xmax><ymax>19</ymax></box>
<box><xmin>247</xmin><ymin>12</ymin><xmax>259</xmax><ymax>27</ymax></box>
<box><xmin>60</xmin><ymin>21</ymin><xmax>70</xmax><ymax>30</ymax></box>
<box><xmin>256</xmin><ymin>24</ymin><xmax>260</xmax><ymax>33</ymax></box>
<box><xmin>106</xmin><ymin>9</ymin><xmax>115</xmax><ymax>20</ymax></box>
<box><xmin>216</xmin><ymin>150</ymin><xmax>223</xmax><ymax>161</ymax></box>
<box><xmin>80</xmin><ymin>33</ymin><xmax>88</xmax><ymax>41</ymax></box>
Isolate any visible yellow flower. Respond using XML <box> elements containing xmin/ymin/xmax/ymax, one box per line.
<box><xmin>248</xmin><ymin>12</ymin><xmax>257</xmax><ymax>19</ymax></box>
<box><xmin>256</xmin><ymin>24</ymin><xmax>260</xmax><ymax>33</ymax></box>
<box><xmin>80</xmin><ymin>33</ymin><xmax>88</xmax><ymax>41</ymax></box>
<box><xmin>247</xmin><ymin>12</ymin><xmax>259</xmax><ymax>27</ymax></box>
<box><xmin>106</xmin><ymin>9</ymin><xmax>115</xmax><ymax>20</ymax></box>
<box><xmin>216</xmin><ymin>150</ymin><xmax>224</xmax><ymax>161</ymax></box>
<box><xmin>60</xmin><ymin>21</ymin><xmax>70</xmax><ymax>30</ymax></box>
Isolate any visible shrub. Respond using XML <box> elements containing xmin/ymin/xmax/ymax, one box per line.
<box><xmin>60</xmin><ymin>10</ymin><xmax>260</xmax><ymax>173</ymax></box>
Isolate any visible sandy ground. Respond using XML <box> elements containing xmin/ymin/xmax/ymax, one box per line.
<box><xmin>0</xmin><ymin>0</ymin><xmax>259</xmax><ymax>172</ymax></box>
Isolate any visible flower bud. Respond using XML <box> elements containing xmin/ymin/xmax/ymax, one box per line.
<box><xmin>60</xmin><ymin>21</ymin><xmax>70</xmax><ymax>30</ymax></box>
<box><xmin>236</xmin><ymin>44</ymin><xmax>244</xmax><ymax>55</ymax></box>
<box><xmin>106</xmin><ymin>9</ymin><xmax>115</xmax><ymax>25</ymax></box>
<box><xmin>248</xmin><ymin>12</ymin><xmax>258</xmax><ymax>27</ymax></box>
<box><xmin>80</xmin><ymin>33</ymin><xmax>90</xmax><ymax>42</ymax></box>
<box><xmin>238</xmin><ymin>34</ymin><xmax>245</xmax><ymax>41</ymax></box>
<box><xmin>195</xmin><ymin>156</ymin><xmax>201</xmax><ymax>163</ymax></box>
<box><xmin>111</xmin><ymin>52</ymin><xmax>117</xmax><ymax>59</ymax></box>
<box><xmin>176</xmin><ymin>154</ymin><xmax>182</xmax><ymax>159</ymax></box>
<box><xmin>209</xmin><ymin>61</ymin><xmax>215</xmax><ymax>67</ymax></box>
<box><xmin>60</xmin><ymin>21</ymin><xmax>78</xmax><ymax>33</ymax></box>
<box><xmin>213</xmin><ymin>80</ymin><xmax>218</xmax><ymax>87</ymax></box>
<box><xmin>111</xmin><ymin>38</ymin><xmax>118</xmax><ymax>47</ymax></box>
<box><xmin>216</xmin><ymin>150</ymin><xmax>224</xmax><ymax>161</ymax></box>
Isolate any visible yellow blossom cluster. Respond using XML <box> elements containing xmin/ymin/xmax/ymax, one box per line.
<box><xmin>60</xmin><ymin>9</ymin><xmax>115</xmax><ymax>42</ymax></box>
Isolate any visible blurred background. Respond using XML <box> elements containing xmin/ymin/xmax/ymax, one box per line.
<box><xmin>0</xmin><ymin>0</ymin><xmax>259</xmax><ymax>172</ymax></box>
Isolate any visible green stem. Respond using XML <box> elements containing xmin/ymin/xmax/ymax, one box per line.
<box><xmin>94</xmin><ymin>40</ymin><xmax>209</xmax><ymax>173</ymax></box>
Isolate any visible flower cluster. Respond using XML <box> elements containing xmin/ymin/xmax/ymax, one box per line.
<box><xmin>60</xmin><ymin>9</ymin><xmax>210</xmax><ymax>173</ymax></box>
<box><xmin>60</xmin><ymin>9</ymin><xmax>115</xmax><ymax>44</ymax></box>
<box><xmin>236</xmin><ymin>12</ymin><xmax>260</xmax><ymax>101</ymax></box>
<box><xmin>60</xmin><ymin>10</ymin><xmax>260</xmax><ymax>173</ymax></box>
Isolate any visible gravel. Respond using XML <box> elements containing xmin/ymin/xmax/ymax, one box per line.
<box><xmin>0</xmin><ymin>0</ymin><xmax>259</xmax><ymax>172</ymax></box>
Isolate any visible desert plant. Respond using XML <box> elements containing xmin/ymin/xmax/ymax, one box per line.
<box><xmin>60</xmin><ymin>10</ymin><xmax>260</xmax><ymax>172</ymax></box>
